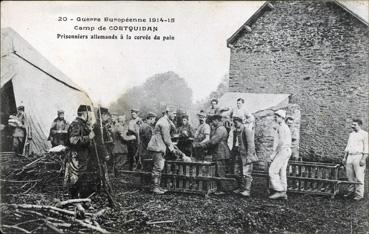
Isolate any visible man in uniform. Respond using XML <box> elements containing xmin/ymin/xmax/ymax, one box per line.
<box><xmin>193</xmin><ymin>110</ymin><xmax>211</xmax><ymax>161</ymax></box>
<box><xmin>231</xmin><ymin>116</ymin><xmax>258</xmax><ymax>197</ymax></box>
<box><xmin>194</xmin><ymin>112</ymin><xmax>232</xmax><ymax>194</ymax></box>
<box><xmin>48</xmin><ymin>110</ymin><xmax>69</xmax><ymax>147</ymax></box>
<box><xmin>147</xmin><ymin>107</ymin><xmax>176</xmax><ymax>194</ymax></box>
<box><xmin>66</xmin><ymin>105</ymin><xmax>95</xmax><ymax>199</ymax></box>
<box><xmin>96</xmin><ymin>107</ymin><xmax>114</xmax><ymax>172</ymax></box>
<box><xmin>268</xmin><ymin>110</ymin><xmax>292</xmax><ymax>200</ymax></box>
<box><xmin>137</xmin><ymin>112</ymin><xmax>157</xmax><ymax>170</ymax></box>
<box><xmin>111</xmin><ymin>115</ymin><xmax>128</xmax><ymax>175</ymax></box>
<box><xmin>9</xmin><ymin>106</ymin><xmax>26</xmax><ymax>154</ymax></box>
<box><xmin>342</xmin><ymin>118</ymin><xmax>368</xmax><ymax>201</ymax></box>
<box><xmin>177</xmin><ymin>114</ymin><xmax>195</xmax><ymax>157</ymax></box>
<box><xmin>127</xmin><ymin>109</ymin><xmax>141</xmax><ymax>170</ymax></box>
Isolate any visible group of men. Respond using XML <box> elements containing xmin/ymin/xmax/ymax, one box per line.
<box><xmin>5</xmin><ymin>97</ymin><xmax>367</xmax><ymax>201</ymax></box>
<box><xmin>142</xmin><ymin>98</ymin><xmax>294</xmax><ymax>198</ymax></box>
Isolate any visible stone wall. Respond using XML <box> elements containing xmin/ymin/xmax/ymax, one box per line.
<box><xmin>229</xmin><ymin>1</ymin><xmax>369</xmax><ymax>161</ymax></box>
<box><xmin>254</xmin><ymin>104</ymin><xmax>300</xmax><ymax>168</ymax></box>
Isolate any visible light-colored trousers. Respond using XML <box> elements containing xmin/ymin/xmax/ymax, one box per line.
<box><xmin>346</xmin><ymin>154</ymin><xmax>366</xmax><ymax>198</ymax></box>
<box><xmin>269</xmin><ymin>148</ymin><xmax>292</xmax><ymax>192</ymax></box>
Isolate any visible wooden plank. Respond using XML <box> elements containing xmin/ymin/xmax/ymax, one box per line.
<box><xmin>289</xmin><ymin>160</ymin><xmax>340</xmax><ymax>167</ymax></box>
<box><xmin>333</xmin><ymin>167</ymin><xmax>339</xmax><ymax>180</ymax></box>
<box><xmin>211</xmin><ymin>165</ymin><xmax>216</xmax><ymax>177</ymax></box>
<box><xmin>118</xmin><ymin>170</ymin><xmax>237</xmax><ymax>182</ymax></box>
<box><xmin>166</xmin><ymin>162</ymin><xmax>171</xmax><ymax>174</ymax></box>
<box><xmin>198</xmin><ymin>165</ymin><xmax>203</xmax><ymax>177</ymax></box>
<box><xmin>288</xmin><ymin>189</ymin><xmax>333</xmax><ymax>196</ymax></box>
<box><xmin>178</xmin><ymin>165</ymin><xmax>184</xmax><ymax>188</ymax></box>
<box><xmin>117</xmin><ymin>159</ymin><xmax>361</xmax><ymax>197</ymax></box>
<box><xmin>166</xmin><ymin>160</ymin><xmax>215</xmax><ymax>166</ymax></box>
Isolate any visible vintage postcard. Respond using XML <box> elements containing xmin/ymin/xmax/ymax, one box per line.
<box><xmin>1</xmin><ymin>1</ymin><xmax>368</xmax><ymax>233</ymax></box>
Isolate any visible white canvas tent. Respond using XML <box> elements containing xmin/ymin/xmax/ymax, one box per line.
<box><xmin>218</xmin><ymin>92</ymin><xmax>294</xmax><ymax>151</ymax></box>
<box><xmin>1</xmin><ymin>27</ymin><xmax>95</xmax><ymax>155</ymax></box>
<box><xmin>218</xmin><ymin>92</ymin><xmax>291</xmax><ymax>114</ymax></box>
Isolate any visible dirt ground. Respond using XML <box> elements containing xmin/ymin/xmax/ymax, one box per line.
<box><xmin>1</xmin><ymin>172</ymin><xmax>368</xmax><ymax>234</ymax></box>
<box><xmin>100</xmin><ymin>175</ymin><xmax>369</xmax><ymax>234</ymax></box>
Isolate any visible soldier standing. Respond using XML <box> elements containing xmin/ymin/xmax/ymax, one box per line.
<box><xmin>268</xmin><ymin>110</ymin><xmax>292</xmax><ymax>200</ymax></box>
<box><xmin>111</xmin><ymin>115</ymin><xmax>128</xmax><ymax>175</ymax></box>
<box><xmin>177</xmin><ymin>114</ymin><xmax>195</xmax><ymax>157</ymax></box>
<box><xmin>127</xmin><ymin>109</ymin><xmax>141</xmax><ymax>170</ymax></box>
<box><xmin>9</xmin><ymin>106</ymin><xmax>26</xmax><ymax>154</ymax></box>
<box><xmin>194</xmin><ymin>112</ymin><xmax>232</xmax><ymax>195</ymax></box>
<box><xmin>137</xmin><ymin>112</ymin><xmax>157</xmax><ymax>170</ymax></box>
<box><xmin>48</xmin><ymin>110</ymin><xmax>69</xmax><ymax>147</ymax></box>
<box><xmin>95</xmin><ymin>107</ymin><xmax>114</xmax><ymax>172</ymax></box>
<box><xmin>342</xmin><ymin>118</ymin><xmax>368</xmax><ymax>201</ymax></box>
<box><xmin>65</xmin><ymin>105</ymin><xmax>95</xmax><ymax>198</ymax></box>
<box><xmin>193</xmin><ymin>111</ymin><xmax>210</xmax><ymax>161</ymax></box>
<box><xmin>147</xmin><ymin>107</ymin><xmax>176</xmax><ymax>195</ymax></box>
<box><xmin>231</xmin><ymin>116</ymin><xmax>258</xmax><ymax>197</ymax></box>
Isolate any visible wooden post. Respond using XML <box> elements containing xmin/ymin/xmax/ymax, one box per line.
<box><xmin>178</xmin><ymin>164</ymin><xmax>184</xmax><ymax>189</ymax></box>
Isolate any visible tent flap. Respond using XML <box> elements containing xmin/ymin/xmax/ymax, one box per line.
<box><xmin>1</xmin><ymin>28</ymin><xmax>94</xmax><ymax>155</ymax></box>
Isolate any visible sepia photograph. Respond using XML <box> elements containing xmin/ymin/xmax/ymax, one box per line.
<box><xmin>0</xmin><ymin>1</ymin><xmax>368</xmax><ymax>233</ymax></box>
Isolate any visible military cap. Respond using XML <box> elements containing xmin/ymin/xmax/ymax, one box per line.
<box><xmin>146</xmin><ymin>112</ymin><xmax>157</xmax><ymax>119</ymax></box>
<box><xmin>212</xmin><ymin>108</ymin><xmax>226</xmax><ymax>119</ymax></box>
<box><xmin>210</xmin><ymin>114</ymin><xmax>222</xmax><ymax>121</ymax></box>
<box><xmin>197</xmin><ymin>110</ymin><xmax>206</xmax><ymax>118</ymax></box>
<box><xmin>77</xmin><ymin>105</ymin><xmax>91</xmax><ymax>113</ymax></box>
<box><xmin>17</xmin><ymin>106</ymin><xmax>25</xmax><ymax>111</ymax></box>
<box><xmin>274</xmin><ymin>110</ymin><xmax>286</xmax><ymax>119</ymax></box>
<box><xmin>233</xmin><ymin>116</ymin><xmax>243</xmax><ymax>123</ymax></box>
<box><xmin>130</xmin><ymin>108</ymin><xmax>139</xmax><ymax>113</ymax></box>
<box><xmin>57</xmin><ymin>110</ymin><xmax>64</xmax><ymax>114</ymax></box>
<box><xmin>285</xmin><ymin>116</ymin><xmax>294</xmax><ymax>121</ymax></box>
<box><xmin>182</xmin><ymin>114</ymin><xmax>189</xmax><ymax>120</ymax></box>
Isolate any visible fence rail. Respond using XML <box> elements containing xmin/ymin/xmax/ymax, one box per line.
<box><xmin>119</xmin><ymin>159</ymin><xmax>361</xmax><ymax>198</ymax></box>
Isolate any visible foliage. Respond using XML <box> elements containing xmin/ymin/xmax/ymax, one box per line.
<box><xmin>194</xmin><ymin>74</ymin><xmax>229</xmax><ymax>113</ymax></box>
<box><xmin>109</xmin><ymin>71</ymin><xmax>193</xmax><ymax>118</ymax></box>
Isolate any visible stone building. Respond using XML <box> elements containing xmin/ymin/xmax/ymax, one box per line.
<box><xmin>227</xmin><ymin>1</ymin><xmax>368</xmax><ymax>161</ymax></box>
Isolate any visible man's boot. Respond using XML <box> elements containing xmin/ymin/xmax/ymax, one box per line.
<box><xmin>269</xmin><ymin>191</ymin><xmax>287</xmax><ymax>200</ymax></box>
<box><xmin>233</xmin><ymin>176</ymin><xmax>242</xmax><ymax>194</ymax></box>
<box><xmin>152</xmin><ymin>175</ymin><xmax>164</xmax><ymax>195</ymax></box>
<box><xmin>240</xmin><ymin>177</ymin><xmax>252</xmax><ymax>197</ymax></box>
<box><xmin>158</xmin><ymin>175</ymin><xmax>168</xmax><ymax>193</ymax></box>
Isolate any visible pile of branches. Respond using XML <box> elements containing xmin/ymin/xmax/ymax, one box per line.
<box><xmin>1</xmin><ymin>152</ymin><xmax>65</xmax><ymax>194</ymax></box>
<box><xmin>0</xmin><ymin>198</ymin><xmax>110</xmax><ymax>233</ymax></box>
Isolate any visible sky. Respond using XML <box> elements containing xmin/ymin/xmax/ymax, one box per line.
<box><xmin>2</xmin><ymin>1</ymin><xmax>367</xmax><ymax>106</ymax></box>
<box><xmin>1</xmin><ymin>1</ymin><xmax>265</xmax><ymax>106</ymax></box>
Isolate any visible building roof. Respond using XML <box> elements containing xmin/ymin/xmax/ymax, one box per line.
<box><xmin>227</xmin><ymin>0</ymin><xmax>369</xmax><ymax>47</ymax></box>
